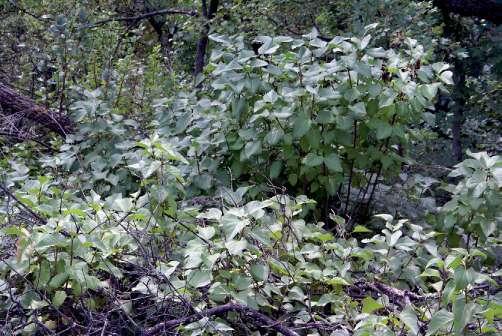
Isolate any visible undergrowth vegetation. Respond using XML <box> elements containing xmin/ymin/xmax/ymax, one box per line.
<box><xmin>0</xmin><ymin>1</ymin><xmax>501</xmax><ymax>335</ymax></box>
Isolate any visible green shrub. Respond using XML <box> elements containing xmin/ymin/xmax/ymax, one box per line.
<box><xmin>166</xmin><ymin>27</ymin><xmax>452</xmax><ymax>221</ymax></box>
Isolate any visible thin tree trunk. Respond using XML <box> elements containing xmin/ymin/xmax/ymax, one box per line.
<box><xmin>451</xmin><ymin>109</ymin><xmax>463</xmax><ymax>161</ymax></box>
<box><xmin>440</xmin><ymin>7</ymin><xmax>467</xmax><ymax>162</ymax></box>
<box><xmin>193</xmin><ymin>0</ymin><xmax>219</xmax><ymax>77</ymax></box>
<box><xmin>155</xmin><ymin>26</ymin><xmax>174</xmax><ymax>71</ymax></box>
<box><xmin>133</xmin><ymin>0</ymin><xmax>176</xmax><ymax>71</ymax></box>
<box><xmin>451</xmin><ymin>62</ymin><xmax>465</xmax><ymax>162</ymax></box>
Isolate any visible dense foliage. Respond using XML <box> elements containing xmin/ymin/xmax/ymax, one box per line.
<box><xmin>0</xmin><ymin>1</ymin><xmax>500</xmax><ymax>335</ymax></box>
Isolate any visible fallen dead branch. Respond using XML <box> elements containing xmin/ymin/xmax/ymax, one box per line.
<box><xmin>143</xmin><ymin>302</ymin><xmax>300</xmax><ymax>336</ymax></box>
<box><xmin>0</xmin><ymin>82</ymin><xmax>72</xmax><ymax>137</ymax></box>
<box><xmin>143</xmin><ymin>279</ymin><xmax>495</xmax><ymax>335</ymax></box>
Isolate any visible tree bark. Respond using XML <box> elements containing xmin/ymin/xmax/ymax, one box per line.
<box><xmin>132</xmin><ymin>0</ymin><xmax>182</xmax><ymax>72</ymax></box>
<box><xmin>451</xmin><ymin>58</ymin><xmax>467</xmax><ymax>162</ymax></box>
<box><xmin>148</xmin><ymin>18</ymin><xmax>175</xmax><ymax>71</ymax></box>
<box><xmin>193</xmin><ymin>0</ymin><xmax>219</xmax><ymax>77</ymax></box>
<box><xmin>439</xmin><ymin>6</ymin><xmax>467</xmax><ymax>162</ymax></box>
<box><xmin>433</xmin><ymin>0</ymin><xmax>502</xmax><ymax>24</ymax></box>
<box><xmin>0</xmin><ymin>83</ymin><xmax>72</xmax><ymax>136</ymax></box>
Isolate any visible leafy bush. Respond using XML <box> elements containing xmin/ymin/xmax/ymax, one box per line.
<box><xmin>164</xmin><ymin>27</ymin><xmax>452</xmax><ymax>222</ymax></box>
<box><xmin>0</xmin><ymin>25</ymin><xmax>500</xmax><ymax>336</ymax></box>
<box><xmin>1</xmin><ymin>124</ymin><xmax>500</xmax><ymax>335</ymax></box>
<box><xmin>437</xmin><ymin>151</ymin><xmax>501</xmax><ymax>245</ymax></box>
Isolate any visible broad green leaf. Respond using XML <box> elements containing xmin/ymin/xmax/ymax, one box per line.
<box><xmin>324</xmin><ymin>153</ymin><xmax>343</xmax><ymax>172</ymax></box>
<box><xmin>326</xmin><ymin>277</ymin><xmax>350</xmax><ymax>286</ymax></box>
<box><xmin>232</xmin><ymin>97</ymin><xmax>247</xmax><ymax>117</ymax></box>
<box><xmin>317</xmin><ymin>293</ymin><xmax>338</xmax><ymax>306</ymax></box>
<box><xmin>243</xmin><ymin>141</ymin><xmax>262</xmax><ymax>159</ymax></box>
<box><xmin>265</xmin><ymin>128</ymin><xmax>284</xmax><ymax>145</ymax></box>
<box><xmin>379</xmin><ymin>89</ymin><xmax>396</xmax><ymax>108</ymax></box>
<box><xmin>52</xmin><ymin>291</ymin><xmax>67</xmax><ymax>307</ymax></box>
<box><xmin>484</xmin><ymin>302</ymin><xmax>502</xmax><ymax>324</ymax></box>
<box><xmin>62</xmin><ymin>208</ymin><xmax>86</xmax><ymax>218</ymax></box>
<box><xmin>293</xmin><ymin>113</ymin><xmax>311</xmax><ymax>138</ymax></box>
<box><xmin>3</xmin><ymin>226</ymin><xmax>27</xmax><ymax>236</ymax></box>
<box><xmin>21</xmin><ymin>292</ymin><xmax>48</xmax><ymax>310</ymax></box>
<box><xmin>187</xmin><ymin>270</ymin><xmax>212</xmax><ymax>288</ymax></box>
<box><xmin>453</xmin><ymin>296</ymin><xmax>476</xmax><ymax>335</ymax></box>
<box><xmin>198</xmin><ymin>226</ymin><xmax>216</xmax><ymax>240</ymax></box>
<box><xmin>35</xmin><ymin>260</ymin><xmax>51</xmax><ymax>288</ymax></box>
<box><xmin>427</xmin><ymin>309</ymin><xmax>453</xmax><ymax>335</ymax></box>
<box><xmin>420</xmin><ymin>268</ymin><xmax>441</xmax><ymax>278</ymax></box>
<box><xmin>263</xmin><ymin>90</ymin><xmax>278</xmax><ymax>103</ymax></box>
<box><xmin>222</xmin><ymin>214</ymin><xmax>249</xmax><ymax>240</ymax></box>
<box><xmin>49</xmin><ymin>273</ymin><xmax>69</xmax><ymax>289</ymax></box>
<box><xmin>269</xmin><ymin>161</ymin><xmax>282</xmax><ymax>179</ymax></box>
<box><xmin>374</xmin><ymin>121</ymin><xmax>393</xmax><ymax>140</ymax></box>
<box><xmin>142</xmin><ymin>160</ymin><xmax>161</xmax><ymax>179</ymax></box>
<box><xmin>349</xmin><ymin>102</ymin><xmax>366</xmax><ymax>119</ymax></box>
<box><xmin>197</xmin><ymin>208</ymin><xmax>222</xmax><ymax>221</ymax></box>
<box><xmin>288</xmin><ymin>286</ymin><xmax>306</xmax><ymax>301</ymax></box>
<box><xmin>400</xmin><ymin>306</ymin><xmax>419</xmax><ymax>336</ymax></box>
<box><xmin>420</xmin><ymin>83</ymin><xmax>440</xmax><ymax>100</ymax></box>
<box><xmin>232</xmin><ymin>274</ymin><xmax>253</xmax><ymax>291</ymax></box>
<box><xmin>250</xmin><ymin>263</ymin><xmax>269</xmax><ymax>282</ymax></box>
<box><xmin>302</xmin><ymin>153</ymin><xmax>324</xmax><ymax>167</ymax></box>
<box><xmin>454</xmin><ymin>267</ymin><xmax>468</xmax><ymax>290</ymax></box>
<box><xmin>388</xmin><ymin>230</ymin><xmax>402</xmax><ymax>247</ymax></box>
<box><xmin>288</xmin><ymin>173</ymin><xmax>298</xmax><ymax>186</ymax></box>
<box><xmin>109</xmin><ymin>194</ymin><xmax>133</xmax><ymax>212</ymax></box>
<box><xmin>213</xmin><ymin>321</ymin><xmax>234</xmax><ymax>332</ymax></box>
<box><xmin>316</xmin><ymin>109</ymin><xmax>336</xmax><ymax>123</ymax></box>
<box><xmin>360</xmin><ymin>34</ymin><xmax>371</xmax><ymax>50</ymax></box>
<box><xmin>362</xmin><ymin>296</ymin><xmax>383</xmax><ymax>314</ymax></box>
<box><xmin>225</xmin><ymin>239</ymin><xmax>247</xmax><ymax>255</ymax></box>
<box><xmin>353</xmin><ymin>225</ymin><xmax>372</xmax><ymax>233</ymax></box>
<box><xmin>157</xmin><ymin>261</ymin><xmax>180</xmax><ymax>278</ymax></box>
<box><xmin>439</xmin><ymin>70</ymin><xmax>454</xmax><ymax>85</ymax></box>
<box><xmin>244</xmin><ymin>200</ymin><xmax>269</xmax><ymax>218</ymax></box>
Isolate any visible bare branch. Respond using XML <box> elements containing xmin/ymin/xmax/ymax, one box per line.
<box><xmin>0</xmin><ymin>183</ymin><xmax>47</xmax><ymax>224</ymax></box>
<box><xmin>0</xmin><ymin>131</ymin><xmax>53</xmax><ymax>150</ymax></box>
<box><xmin>144</xmin><ymin>302</ymin><xmax>299</xmax><ymax>336</ymax></box>
<box><xmin>85</xmin><ymin>8</ymin><xmax>198</xmax><ymax>29</ymax></box>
